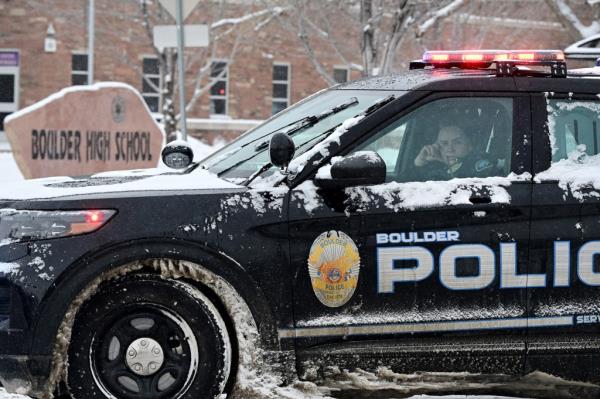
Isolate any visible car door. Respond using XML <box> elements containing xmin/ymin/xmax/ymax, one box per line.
<box><xmin>527</xmin><ymin>92</ymin><xmax>600</xmax><ymax>381</ymax></box>
<box><xmin>287</xmin><ymin>93</ymin><xmax>533</xmax><ymax>375</ymax></box>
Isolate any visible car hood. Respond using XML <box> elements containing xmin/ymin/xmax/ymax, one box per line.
<box><xmin>0</xmin><ymin>167</ymin><xmax>241</xmax><ymax>201</ymax></box>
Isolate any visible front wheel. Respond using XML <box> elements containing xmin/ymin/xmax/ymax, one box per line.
<box><xmin>67</xmin><ymin>274</ymin><xmax>232</xmax><ymax>399</ymax></box>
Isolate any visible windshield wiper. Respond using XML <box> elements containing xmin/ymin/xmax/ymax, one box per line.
<box><xmin>244</xmin><ymin>95</ymin><xmax>397</xmax><ymax>186</ymax></box>
<box><xmin>293</xmin><ymin>95</ymin><xmax>396</xmax><ymax>152</ymax></box>
<box><xmin>282</xmin><ymin>95</ymin><xmax>397</xmax><ymax>170</ymax></box>
<box><xmin>217</xmin><ymin>97</ymin><xmax>359</xmax><ymax>179</ymax></box>
<box><xmin>253</xmin><ymin>97</ymin><xmax>359</xmax><ymax>151</ymax></box>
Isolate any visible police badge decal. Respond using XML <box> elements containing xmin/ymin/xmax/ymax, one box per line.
<box><xmin>308</xmin><ymin>231</ymin><xmax>361</xmax><ymax>307</ymax></box>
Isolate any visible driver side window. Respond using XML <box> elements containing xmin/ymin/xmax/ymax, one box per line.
<box><xmin>353</xmin><ymin>97</ymin><xmax>514</xmax><ymax>183</ymax></box>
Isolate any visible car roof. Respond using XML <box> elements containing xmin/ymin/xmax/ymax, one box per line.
<box><xmin>337</xmin><ymin>68</ymin><xmax>500</xmax><ymax>91</ymax></box>
<box><xmin>335</xmin><ymin>67</ymin><xmax>600</xmax><ymax>94</ymax></box>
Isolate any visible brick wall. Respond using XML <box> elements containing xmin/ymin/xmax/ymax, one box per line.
<box><xmin>0</xmin><ymin>0</ymin><xmax>596</xmax><ymax>138</ymax></box>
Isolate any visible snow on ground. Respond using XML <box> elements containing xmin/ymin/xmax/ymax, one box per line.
<box><xmin>0</xmin><ymin>388</ymin><xmax>524</xmax><ymax>399</ymax></box>
<box><xmin>3</xmin><ymin>367</ymin><xmax>597</xmax><ymax>398</ymax></box>
<box><xmin>0</xmin><ymin>389</ymin><xmax>28</xmax><ymax>398</ymax></box>
<box><xmin>0</xmin><ymin>152</ymin><xmax>23</xmax><ymax>183</ymax></box>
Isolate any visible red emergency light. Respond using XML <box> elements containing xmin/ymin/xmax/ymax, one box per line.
<box><xmin>422</xmin><ymin>50</ymin><xmax>565</xmax><ymax>65</ymax></box>
<box><xmin>413</xmin><ymin>49</ymin><xmax>567</xmax><ymax>77</ymax></box>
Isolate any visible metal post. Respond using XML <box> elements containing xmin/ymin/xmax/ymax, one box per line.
<box><xmin>175</xmin><ymin>0</ymin><xmax>188</xmax><ymax>141</ymax></box>
<box><xmin>87</xmin><ymin>0</ymin><xmax>94</xmax><ymax>85</ymax></box>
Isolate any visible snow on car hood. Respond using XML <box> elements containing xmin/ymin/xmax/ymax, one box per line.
<box><xmin>0</xmin><ymin>167</ymin><xmax>240</xmax><ymax>201</ymax></box>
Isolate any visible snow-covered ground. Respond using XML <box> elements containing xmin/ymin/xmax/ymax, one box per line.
<box><xmin>0</xmin><ymin>152</ymin><xmax>23</xmax><ymax>182</ymax></box>
<box><xmin>0</xmin><ymin>390</ymin><xmax>523</xmax><ymax>399</ymax></box>
<box><xmin>0</xmin><ymin>389</ymin><xmax>28</xmax><ymax>399</ymax></box>
<box><xmin>3</xmin><ymin>368</ymin><xmax>598</xmax><ymax>399</ymax></box>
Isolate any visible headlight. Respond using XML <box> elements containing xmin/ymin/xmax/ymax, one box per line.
<box><xmin>0</xmin><ymin>209</ymin><xmax>116</xmax><ymax>242</ymax></box>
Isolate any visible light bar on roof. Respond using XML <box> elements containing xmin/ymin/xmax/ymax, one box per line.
<box><xmin>423</xmin><ymin>50</ymin><xmax>565</xmax><ymax>64</ymax></box>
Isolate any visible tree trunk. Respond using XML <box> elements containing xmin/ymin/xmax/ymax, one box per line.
<box><xmin>361</xmin><ymin>0</ymin><xmax>376</xmax><ymax>76</ymax></box>
<box><xmin>380</xmin><ymin>0</ymin><xmax>411</xmax><ymax>75</ymax></box>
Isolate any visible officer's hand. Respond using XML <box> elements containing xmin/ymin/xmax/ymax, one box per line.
<box><xmin>414</xmin><ymin>143</ymin><xmax>444</xmax><ymax>167</ymax></box>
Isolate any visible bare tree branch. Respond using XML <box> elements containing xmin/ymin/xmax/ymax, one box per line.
<box><xmin>545</xmin><ymin>0</ymin><xmax>600</xmax><ymax>40</ymax></box>
<box><xmin>380</xmin><ymin>0</ymin><xmax>411</xmax><ymax>74</ymax></box>
<box><xmin>182</xmin><ymin>26</ymin><xmax>244</xmax><ymax>116</ymax></box>
<box><xmin>417</xmin><ymin>0</ymin><xmax>464</xmax><ymax>37</ymax></box>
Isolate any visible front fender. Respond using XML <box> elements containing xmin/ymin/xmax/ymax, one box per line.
<box><xmin>29</xmin><ymin>238</ymin><xmax>279</xmax><ymax>356</ymax></box>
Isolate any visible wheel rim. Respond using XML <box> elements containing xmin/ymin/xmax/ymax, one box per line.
<box><xmin>89</xmin><ymin>305</ymin><xmax>199</xmax><ymax>399</ymax></box>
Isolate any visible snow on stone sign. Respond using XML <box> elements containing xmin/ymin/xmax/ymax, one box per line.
<box><xmin>4</xmin><ymin>82</ymin><xmax>164</xmax><ymax>179</ymax></box>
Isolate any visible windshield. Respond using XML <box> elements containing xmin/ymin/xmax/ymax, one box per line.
<box><xmin>201</xmin><ymin>89</ymin><xmax>398</xmax><ymax>181</ymax></box>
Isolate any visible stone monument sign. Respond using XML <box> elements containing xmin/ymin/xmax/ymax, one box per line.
<box><xmin>4</xmin><ymin>82</ymin><xmax>165</xmax><ymax>179</ymax></box>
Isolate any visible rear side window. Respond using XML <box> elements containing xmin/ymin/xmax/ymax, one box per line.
<box><xmin>353</xmin><ymin>97</ymin><xmax>513</xmax><ymax>183</ymax></box>
<box><xmin>547</xmin><ymin>99</ymin><xmax>600</xmax><ymax>162</ymax></box>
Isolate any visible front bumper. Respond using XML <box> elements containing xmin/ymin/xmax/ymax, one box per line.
<box><xmin>0</xmin><ymin>274</ymin><xmax>52</xmax><ymax>397</ymax></box>
<box><xmin>0</xmin><ymin>354</ymin><xmax>52</xmax><ymax>397</ymax></box>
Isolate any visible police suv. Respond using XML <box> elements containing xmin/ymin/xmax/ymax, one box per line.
<box><xmin>1</xmin><ymin>49</ymin><xmax>599</xmax><ymax>398</ymax></box>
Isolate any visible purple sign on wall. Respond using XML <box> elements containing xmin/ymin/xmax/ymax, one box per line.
<box><xmin>0</xmin><ymin>52</ymin><xmax>19</xmax><ymax>67</ymax></box>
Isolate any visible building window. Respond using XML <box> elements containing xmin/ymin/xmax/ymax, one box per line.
<box><xmin>210</xmin><ymin>60</ymin><xmax>228</xmax><ymax>116</ymax></box>
<box><xmin>0</xmin><ymin>75</ymin><xmax>15</xmax><ymax>104</ymax></box>
<box><xmin>71</xmin><ymin>53</ymin><xmax>88</xmax><ymax>86</ymax></box>
<box><xmin>272</xmin><ymin>63</ymin><xmax>290</xmax><ymax>115</ymax></box>
<box><xmin>333</xmin><ymin>67</ymin><xmax>349</xmax><ymax>84</ymax></box>
<box><xmin>0</xmin><ymin>50</ymin><xmax>19</xmax><ymax>136</ymax></box>
<box><xmin>142</xmin><ymin>56</ymin><xmax>160</xmax><ymax>113</ymax></box>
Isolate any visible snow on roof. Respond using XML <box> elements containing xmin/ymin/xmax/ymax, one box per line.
<box><xmin>338</xmin><ymin>68</ymin><xmax>495</xmax><ymax>92</ymax></box>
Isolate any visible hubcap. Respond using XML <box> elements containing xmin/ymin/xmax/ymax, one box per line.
<box><xmin>90</xmin><ymin>307</ymin><xmax>197</xmax><ymax>398</ymax></box>
<box><xmin>125</xmin><ymin>337</ymin><xmax>164</xmax><ymax>376</ymax></box>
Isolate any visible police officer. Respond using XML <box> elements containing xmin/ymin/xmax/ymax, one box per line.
<box><xmin>412</xmin><ymin>124</ymin><xmax>494</xmax><ymax>180</ymax></box>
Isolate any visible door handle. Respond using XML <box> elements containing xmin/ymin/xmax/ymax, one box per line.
<box><xmin>473</xmin><ymin>210</ymin><xmax>487</xmax><ymax>218</ymax></box>
<box><xmin>469</xmin><ymin>195</ymin><xmax>492</xmax><ymax>204</ymax></box>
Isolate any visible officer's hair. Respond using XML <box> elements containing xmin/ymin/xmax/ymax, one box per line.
<box><xmin>437</xmin><ymin>119</ymin><xmax>474</xmax><ymax>142</ymax></box>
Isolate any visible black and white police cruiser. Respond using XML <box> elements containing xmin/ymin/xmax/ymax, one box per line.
<box><xmin>1</xmin><ymin>49</ymin><xmax>600</xmax><ymax>398</ymax></box>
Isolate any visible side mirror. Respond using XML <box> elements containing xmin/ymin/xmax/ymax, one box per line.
<box><xmin>270</xmin><ymin>132</ymin><xmax>295</xmax><ymax>169</ymax></box>
<box><xmin>161</xmin><ymin>140</ymin><xmax>194</xmax><ymax>169</ymax></box>
<box><xmin>315</xmin><ymin>151</ymin><xmax>386</xmax><ymax>189</ymax></box>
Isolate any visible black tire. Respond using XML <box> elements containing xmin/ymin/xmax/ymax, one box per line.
<box><xmin>67</xmin><ymin>274</ymin><xmax>232</xmax><ymax>399</ymax></box>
